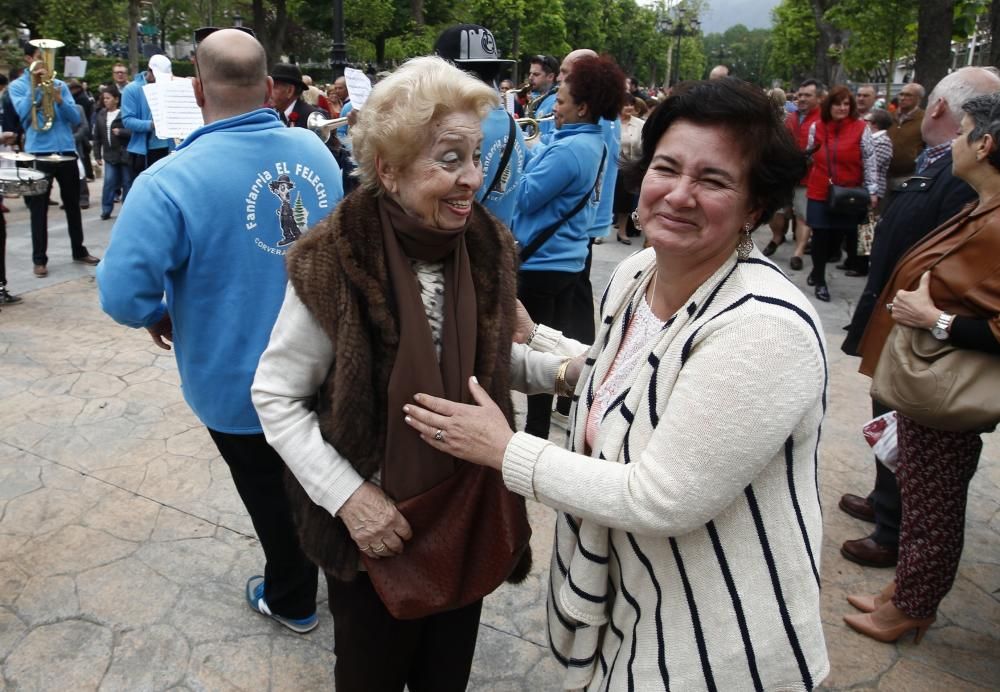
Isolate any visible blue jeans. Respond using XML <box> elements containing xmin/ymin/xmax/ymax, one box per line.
<box><xmin>101</xmin><ymin>162</ymin><xmax>133</xmax><ymax>216</ymax></box>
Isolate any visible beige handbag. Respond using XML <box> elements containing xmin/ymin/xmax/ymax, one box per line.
<box><xmin>870</xmin><ymin>324</ymin><xmax>1000</xmax><ymax>433</ymax></box>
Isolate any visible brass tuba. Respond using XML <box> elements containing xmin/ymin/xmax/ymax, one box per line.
<box><xmin>306</xmin><ymin>111</ymin><xmax>349</xmax><ymax>143</ymax></box>
<box><xmin>28</xmin><ymin>38</ymin><xmax>65</xmax><ymax>132</ymax></box>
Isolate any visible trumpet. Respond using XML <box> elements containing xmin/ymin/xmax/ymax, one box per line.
<box><xmin>518</xmin><ymin>115</ymin><xmax>555</xmax><ymax>142</ymax></box>
<box><xmin>28</xmin><ymin>38</ymin><xmax>65</xmax><ymax>132</ymax></box>
<box><xmin>306</xmin><ymin>111</ymin><xmax>349</xmax><ymax>143</ymax></box>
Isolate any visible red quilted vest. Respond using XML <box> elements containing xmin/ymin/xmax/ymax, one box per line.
<box><xmin>807</xmin><ymin>117</ymin><xmax>867</xmax><ymax>201</ymax></box>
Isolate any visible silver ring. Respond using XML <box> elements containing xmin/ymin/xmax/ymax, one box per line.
<box><xmin>434</xmin><ymin>429</ymin><xmax>444</xmax><ymax>442</ymax></box>
<box><xmin>371</xmin><ymin>543</ymin><xmax>387</xmax><ymax>553</ymax></box>
<box><xmin>885</xmin><ymin>302</ymin><xmax>893</xmax><ymax>313</ymax></box>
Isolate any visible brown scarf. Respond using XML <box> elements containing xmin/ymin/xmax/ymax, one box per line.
<box><xmin>378</xmin><ymin>196</ymin><xmax>477</xmax><ymax>501</ymax></box>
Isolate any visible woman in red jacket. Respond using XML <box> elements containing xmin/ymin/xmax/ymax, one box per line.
<box><xmin>805</xmin><ymin>86</ymin><xmax>878</xmax><ymax>301</ymax></box>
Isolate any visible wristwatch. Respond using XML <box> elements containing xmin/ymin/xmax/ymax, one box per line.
<box><xmin>930</xmin><ymin>312</ymin><xmax>955</xmax><ymax>340</ymax></box>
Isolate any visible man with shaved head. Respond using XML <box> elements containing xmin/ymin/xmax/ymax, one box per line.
<box><xmin>98</xmin><ymin>28</ymin><xmax>344</xmax><ymax>634</ymax></box>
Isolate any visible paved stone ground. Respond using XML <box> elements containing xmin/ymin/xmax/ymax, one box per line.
<box><xmin>0</xmin><ymin>199</ymin><xmax>997</xmax><ymax>690</ymax></box>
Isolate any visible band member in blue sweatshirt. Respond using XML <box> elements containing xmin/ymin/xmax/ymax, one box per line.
<box><xmin>434</xmin><ymin>24</ymin><xmax>526</xmax><ymax>229</ymax></box>
<box><xmin>8</xmin><ymin>41</ymin><xmax>99</xmax><ymax>276</ymax></box>
<box><xmin>512</xmin><ymin>54</ymin><xmax>625</xmax><ymax>440</ymax></box>
<box><xmin>97</xmin><ymin>29</ymin><xmax>343</xmax><ymax>635</ymax></box>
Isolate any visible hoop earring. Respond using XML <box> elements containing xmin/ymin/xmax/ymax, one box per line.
<box><xmin>737</xmin><ymin>222</ymin><xmax>754</xmax><ymax>260</ymax></box>
<box><xmin>631</xmin><ymin>210</ymin><xmax>642</xmax><ymax>231</ymax></box>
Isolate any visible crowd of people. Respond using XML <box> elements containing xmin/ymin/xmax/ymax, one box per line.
<box><xmin>1</xmin><ymin>21</ymin><xmax>997</xmax><ymax>691</ymax></box>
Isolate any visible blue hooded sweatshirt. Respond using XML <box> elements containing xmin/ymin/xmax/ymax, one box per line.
<box><xmin>513</xmin><ymin>122</ymin><xmax>604</xmax><ymax>273</ymax></box>
<box><xmin>97</xmin><ymin>108</ymin><xmax>344</xmax><ymax>433</ymax></box>
<box><xmin>591</xmin><ymin>116</ymin><xmax>621</xmax><ymax>238</ymax></box>
<box><xmin>8</xmin><ymin>71</ymin><xmax>80</xmax><ymax>153</ymax></box>
<box><xmin>478</xmin><ymin>103</ymin><xmax>527</xmax><ymax>229</ymax></box>
<box><xmin>121</xmin><ymin>72</ymin><xmax>173</xmax><ymax>156</ymax></box>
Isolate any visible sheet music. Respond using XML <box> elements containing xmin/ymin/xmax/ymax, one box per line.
<box><xmin>63</xmin><ymin>57</ymin><xmax>87</xmax><ymax>78</ymax></box>
<box><xmin>344</xmin><ymin>68</ymin><xmax>372</xmax><ymax>111</ymax></box>
<box><xmin>143</xmin><ymin>80</ymin><xmax>204</xmax><ymax>141</ymax></box>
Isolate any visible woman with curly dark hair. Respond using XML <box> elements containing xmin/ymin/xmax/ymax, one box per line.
<box><xmin>512</xmin><ymin>54</ymin><xmax>625</xmax><ymax>440</ymax></box>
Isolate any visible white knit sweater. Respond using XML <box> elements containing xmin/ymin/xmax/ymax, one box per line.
<box><xmin>504</xmin><ymin>248</ymin><xmax>830</xmax><ymax>691</ymax></box>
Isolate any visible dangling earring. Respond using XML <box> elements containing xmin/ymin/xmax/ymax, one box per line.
<box><xmin>631</xmin><ymin>210</ymin><xmax>643</xmax><ymax>231</ymax></box>
<box><xmin>737</xmin><ymin>222</ymin><xmax>754</xmax><ymax>260</ymax></box>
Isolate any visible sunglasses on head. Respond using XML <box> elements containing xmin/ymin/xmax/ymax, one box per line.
<box><xmin>193</xmin><ymin>25</ymin><xmax>256</xmax><ymax>46</ymax></box>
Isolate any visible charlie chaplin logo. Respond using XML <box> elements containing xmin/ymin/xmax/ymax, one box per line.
<box><xmin>268</xmin><ymin>174</ymin><xmax>308</xmax><ymax>246</ymax></box>
<box><xmin>481</xmin><ymin>31</ymin><xmax>496</xmax><ymax>57</ymax></box>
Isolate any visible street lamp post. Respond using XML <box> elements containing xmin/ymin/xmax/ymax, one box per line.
<box><xmin>330</xmin><ymin>0</ymin><xmax>348</xmax><ymax>80</ymax></box>
<box><xmin>659</xmin><ymin>3</ymin><xmax>701</xmax><ymax>87</ymax></box>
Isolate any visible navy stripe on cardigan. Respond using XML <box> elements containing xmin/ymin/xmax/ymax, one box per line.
<box><xmin>785</xmin><ymin>435</ymin><xmax>821</xmax><ymax>586</ymax></box>
<box><xmin>668</xmin><ymin>536</ymin><xmax>717</xmax><ymax>691</ymax></box>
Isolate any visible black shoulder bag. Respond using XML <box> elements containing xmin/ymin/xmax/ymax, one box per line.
<box><xmin>825</xmin><ymin>126</ymin><xmax>869</xmax><ymax>216</ymax></box>
<box><xmin>519</xmin><ymin>146</ymin><xmax>607</xmax><ymax>264</ymax></box>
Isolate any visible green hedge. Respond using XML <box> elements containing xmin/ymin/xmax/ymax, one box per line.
<box><xmin>75</xmin><ymin>55</ymin><xmax>194</xmax><ymax>95</ymax></box>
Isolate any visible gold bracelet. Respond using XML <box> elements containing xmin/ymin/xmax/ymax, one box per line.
<box><xmin>555</xmin><ymin>358</ymin><xmax>574</xmax><ymax>398</ymax></box>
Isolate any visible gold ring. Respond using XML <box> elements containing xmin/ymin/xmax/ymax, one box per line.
<box><xmin>434</xmin><ymin>429</ymin><xmax>444</xmax><ymax>442</ymax></box>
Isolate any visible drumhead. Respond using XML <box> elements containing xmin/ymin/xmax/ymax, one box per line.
<box><xmin>0</xmin><ymin>168</ymin><xmax>45</xmax><ymax>181</ymax></box>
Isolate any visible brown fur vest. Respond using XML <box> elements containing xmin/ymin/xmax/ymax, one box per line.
<box><xmin>284</xmin><ymin>187</ymin><xmax>529</xmax><ymax>581</ymax></box>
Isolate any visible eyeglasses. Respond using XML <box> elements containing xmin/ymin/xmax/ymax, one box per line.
<box><xmin>193</xmin><ymin>25</ymin><xmax>256</xmax><ymax>46</ymax></box>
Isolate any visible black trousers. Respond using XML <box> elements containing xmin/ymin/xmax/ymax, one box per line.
<box><xmin>557</xmin><ymin>240</ymin><xmax>597</xmax><ymax>416</ymax></box>
<box><xmin>327</xmin><ymin>572</ymin><xmax>482</xmax><ymax>692</ymax></box>
<box><xmin>868</xmin><ymin>399</ymin><xmax>902</xmax><ymax>547</ymax></box>
<box><xmin>517</xmin><ymin>268</ymin><xmax>579</xmax><ymax>439</ymax></box>
<box><xmin>25</xmin><ymin>157</ymin><xmax>88</xmax><ymax>266</ymax></box>
<box><xmin>130</xmin><ymin>147</ymin><xmax>170</xmax><ymax>177</ymax></box>
<box><xmin>207</xmin><ymin>429</ymin><xmax>318</xmax><ymax>619</ymax></box>
<box><xmin>0</xmin><ymin>211</ymin><xmax>6</xmax><ymax>285</ymax></box>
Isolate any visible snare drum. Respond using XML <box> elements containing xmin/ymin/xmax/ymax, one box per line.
<box><xmin>0</xmin><ymin>168</ymin><xmax>50</xmax><ymax>197</ymax></box>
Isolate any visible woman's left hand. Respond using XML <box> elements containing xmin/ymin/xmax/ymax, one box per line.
<box><xmin>403</xmin><ymin>377</ymin><xmax>514</xmax><ymax>471</ymax></box>
<box><xmin>891</xmin><ymin>271</ymin><xmax>940</xmax><ymax>329</ymax></box>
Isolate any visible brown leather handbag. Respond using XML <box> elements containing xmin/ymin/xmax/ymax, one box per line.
<box><xmin>870</xmin><ymin>324</ymin><xmax>1000</xmax><ymax>433</ymax></box>
<box><xmin>360</xmin><ymin>462</ymin><xmax>531</xmax><ymax>620</ymax></box>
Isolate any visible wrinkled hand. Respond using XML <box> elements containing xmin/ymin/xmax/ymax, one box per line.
<box><xmin>404</xmin><ymin>376</ymin><xmax>514</xmax><ymax>471</ymax></box>
<box><xmin>147</xmin><ymin>313</ymin><xmax>173</xmax><ymax>350</ymax></box>
<box><xmin>891</xmin><ymin>271</ymin><xmax>939</xmax><ymax>329</ymax></box>
<box><xmin>512</xmin><ymin>299</ymin><xmax>536</xmax><ymax>344</ymax></box>
<box><xmin>338</xmin><ymin>482</ymin><xmax>412</xmax><ymax>559</ymax></box>
<box><xmin>565</xmin><ymin>354</ymin><xmax>586</xmax><ymax>389</ymax></box>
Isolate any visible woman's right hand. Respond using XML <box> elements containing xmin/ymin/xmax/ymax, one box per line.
<box><xmin>513</xmin><ymin>299</ymin><xmax>536</xmax><ymax>344</ymax></box>
<box><xmin>338</xmin><ymin>482</ymin><xmax>413</xmax><ymax>559</ymax></box>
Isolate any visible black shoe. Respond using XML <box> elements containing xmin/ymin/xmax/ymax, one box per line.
<box><xmin>815</xmin><ymin>285</ymin><xmax>831</xmax><ymax>302</ymax></box>
<box><xmin>0</xmin><ymin>286</ymin><xmax>22</xmax><ymax>305</ymax></box>
<box><xmin>835</xmin><ymin>262</ymin><xmax>850</xmax><ymax>270</ymax></box>
<box><xmin>762</xmin><ymin>240</ymin><xmax>781</xmax><ymax>257</ymax></box>
<box><xmin>789</xmin><ymin>256</ymin><xmax>803</xmax><ymax>271</ymax></box>
<box><xmin>100</xmin><ymin>213</ymin><xmax>111</xmax><ymax>220</ymax></box>
<box><xmin>617</xmin><ymin>236</ymin><xmax>632</xmax><ymax>245</ymax></box>
<box><xmin>845</xmin><ymin>269</ymin><xmax>868</xmax><ymax>277</ymax></box>
<box><xmin>806</xmin><ymin>273</ymin><xmax>816</xmax><ymax>286</ymax></box>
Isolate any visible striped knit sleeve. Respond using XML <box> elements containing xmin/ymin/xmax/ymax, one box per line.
<box><xmin>513</xmin><ymin>314</ymin><xmax>826</xmax><ymax>536</ymax></box>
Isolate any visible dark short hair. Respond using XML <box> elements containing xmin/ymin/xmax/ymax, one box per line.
<box><xmin>867</xmin><ymin>108</ymin><xmax>893</xmax><ymax>130</ymax></box>
<box><xmin>563</xmin><ymin>55</ymin><xmax>625</xmax><ymax>122</ymax></box>
<box><xmin>623</xmin><ymin>78</ymin><xmax>806</xmax><ymax>224</ymax></box>
<box><xmin>530</xmin><ymin>55</ymin><xmax>558</xmax><ymax>76</ymax></box>
<box><xmin>798</xmin><ymin>78</ymin><xmax>823</xmax><ymax>93</ymax></box>
<box><xmin>23</xmin><ymin>41</ymin><xmax>38</xmax><ymax>56</ymax></box>
<box><xmin>103</xmin><ymin>84</ymin><xmax>121</xmax><ymax>101</ymax></box>
<box><xmin>962</xmin><ymin>92</ymin><xmax>1000</xmax><ymax>172</ymax></box>
<box><xmin>820</xmin><ymin>85</ymin><xmax>858</xmax><ymax>122</ymax></box>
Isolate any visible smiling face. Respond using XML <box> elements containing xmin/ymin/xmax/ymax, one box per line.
<box><xmin>637</xmin><ymin>119</ymin><xmax>756</xmax><ymax>269</ymax></box>
<box><xmin>830</xmin><ymin>97</ymin><xmax>851</xmax><ymax>121</ymax></box>
<box><xmin>797</xmin><ymin>84</ymin><xmax>819</xmax><ymax>114</ymax></box>
<box><xmin>381</xmin><ymin>111</ymin><xmax>484</xmax><ymax>230</ymax></box>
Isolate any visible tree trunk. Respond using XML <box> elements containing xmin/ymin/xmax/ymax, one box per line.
<box><xmin>914</xmin><ymin>0</ymin><xmax>953</xmax><ymax>97</ymax></box>
<box><xmin>510</xmin><ymin>19</ymin><xmax>521</xmax><ymax>84</ymax></box>
<box><xmin>253</xmin><ymin>0</ymin><xmax>289</xmax><ymax>68</ymax></box>
<box><xmin>808</xmin><ymin>0</ymin><xmax>839</xmax><ymax>85</ymax></box>
<box><xmin>411</xmin><ymin>0</ymin><xmax>424</xmax><ymax>27</ymax></box>
<box><xmin>989</xmin><ymin>0</ymin><xmax>1000</xmax><ymax>68</ymax></box>
<box><xmin>128</xmin><ymin>0</ymin><xmax>140</xmax><ymax>74</ymax></box>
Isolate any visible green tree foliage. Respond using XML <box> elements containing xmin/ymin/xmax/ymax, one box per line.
<box><xmin>826</xmin><ymin>0</ymin><xmax>917</xmax><ymax>81</ymax></box>
<box><xmin>768</xmin><ymin>0</ymin><xmax>819</xmax><ymax>83</ymax></box>
<box><xmin>703</xmin><ymin>24</ymin><xmax>773</xmax><ymax>85</ymax></box>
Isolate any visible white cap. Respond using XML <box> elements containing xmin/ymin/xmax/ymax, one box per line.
<box><xmin>148</xmin><ymin>54</ymin><xmax>172</xmax><ymax>79</ymax></box>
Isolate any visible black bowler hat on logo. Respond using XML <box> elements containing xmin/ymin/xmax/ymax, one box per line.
<box><xmin>270</xmin><ymin>63</ymin><xmax>306</xmax><ymax>91</ymax></box>
<box><xmin>434</xmin><ymin>24</ymin><xmax>514</xmax><ymax>66</ymax></box>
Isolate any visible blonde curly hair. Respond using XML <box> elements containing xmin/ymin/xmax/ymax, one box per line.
<box><xmin>351</xmin><ymin>55</ymin><xmax>499</xmax><ymax>192</ymax></box>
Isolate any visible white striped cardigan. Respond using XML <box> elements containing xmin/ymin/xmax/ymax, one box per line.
<box><xmin>504</xmin><ymin>247</ymin><xmax>830</xmax><ymax>691</ymax></box>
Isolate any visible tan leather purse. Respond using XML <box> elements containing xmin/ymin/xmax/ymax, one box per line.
<box><xmin>870</xmin><ymin>324</ymin><xmax>1000</xmax><ymax>433</ymax></box>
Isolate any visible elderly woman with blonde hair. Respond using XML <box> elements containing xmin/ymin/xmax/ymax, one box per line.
<box><xmin>252</xmin><ymin>56</ymin><xmax>532</xmax><ymax>691</ymax></box>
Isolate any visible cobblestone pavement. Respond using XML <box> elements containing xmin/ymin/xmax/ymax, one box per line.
<box><xmin>0</xmin><ymin>203</ymin><xmax>996</xmax><ymax>690</ymax></box>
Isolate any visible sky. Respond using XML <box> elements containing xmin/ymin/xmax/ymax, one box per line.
<box><xmin>646</xmin><ymin>0</ymin><xmax>781</xmax><ymax>35</ymax></box>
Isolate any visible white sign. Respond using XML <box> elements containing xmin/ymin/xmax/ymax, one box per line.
<box><xmin>343</xmin><ymin>67</ymin><xmax>372</xmax><ymax>111</ymax></box>
<box><xmin>63</xmin><ymin>56</ymin><xmax>87</xmax><ymax>78</ymax></box>
<box><xmin>143</xmin><ymin>79</ymin><xmax>204</xmax><ymax>141</ymax></box>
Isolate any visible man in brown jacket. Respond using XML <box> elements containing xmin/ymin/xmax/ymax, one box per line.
<box><xmin>887</xmin><ymin>82</ymin><xmax>925</xmax><ymax>191</ymax></box>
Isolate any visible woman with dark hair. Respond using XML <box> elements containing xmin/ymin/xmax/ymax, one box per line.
<box><xmin>612</xmin><ymin>93</ymin><xmax>644</xmax><ymax>243</ymax></box>
<box><xmin>512</xmin><ymin>54</ymin><xmax>625</xmax><ymax>441</ymax></box>
<box><xmin>404</xmin><ymin>78</ymin><xmax>830</xmax><ymax>690</ymax></box>
<box><xmin>93</xmin><ymin>85</ymin><xmax>132</xmax><ymax>220</ymax></box>
<box><xmin>846</xmin><ymin>92</ymin><xmax>1000</xmax><ymax>644</ymax></box>
<box><xmin>805</xmin><ymin>85</ymin><xmax>878</xmax><ymax>300</ymax></box>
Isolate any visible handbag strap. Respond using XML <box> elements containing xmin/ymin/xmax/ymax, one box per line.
<box><xmin>519</xmin><ymin>145</ymin><xmax>607</xmax><ymax>264</ymax></box>
<box><xmin>824</xmin><ymin>124</ymin><xmax>840</xmax><ymax>186</ymax></box>
<box><xmin>480</xmin><ymin>113</ymin><xmax>517</xmax><ymax>201</ymax></box>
